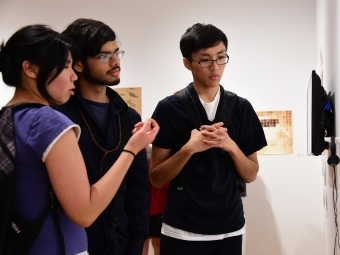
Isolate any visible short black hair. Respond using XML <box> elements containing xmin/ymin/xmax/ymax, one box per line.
<box><xmin>62</xmin><ymin>18</ymin><xmax>117</xmax><ymax>63</ymax></box>
<box><xmin>0</xmin><ymin>24</ymin><xmax>79</xmax><ymax>104</ymax></box>
<box><xmin>180</xmin><ymin>23</ymin><xmax>228</xmax><ymax>59</ymax></box>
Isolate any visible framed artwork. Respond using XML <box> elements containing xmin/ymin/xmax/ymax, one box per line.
<box><xmin>113</xmin><ymin>87</ymin><xmax>142</xmax><ymax>115</ymax></box>
<box><xmin>256</xmin><ymin>110</ymin><xmax>293</xmax><ymax>155</ymax></box>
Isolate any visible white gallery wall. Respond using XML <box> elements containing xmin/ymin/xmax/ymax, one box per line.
<box><xmin>318</xmin><ymin>0</ymin><xmax>340</xmax><ymax>254</ymax></box>
<box><xmin>0</xmin><ymin>0</ymin><xmax>327</xmax><ymax>254</ymax></box>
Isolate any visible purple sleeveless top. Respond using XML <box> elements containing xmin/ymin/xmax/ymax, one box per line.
<box><xmin>13</xmin><ymin>106</ymin><xmax>87</xmax><ymax>255</ymax></box>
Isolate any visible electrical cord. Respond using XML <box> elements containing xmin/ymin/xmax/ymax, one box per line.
<box><xmin>333</xmin><ymin>165</ymin><xmax>340</xmax><ymax>255</ymax></box>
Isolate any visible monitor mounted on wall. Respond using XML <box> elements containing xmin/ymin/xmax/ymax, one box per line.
<box><xmin>307</xmin><ymin>70</ymin><xmax>334</xmax><ymax>156</ymax></box>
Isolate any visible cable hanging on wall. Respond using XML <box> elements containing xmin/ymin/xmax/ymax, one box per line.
<box><xmin>327</xmin><ymin>136</ymin><xmax>340</xmax><ymax>255</ymax></box>
<box><xmin>332</xmin><ymin>164</ymin><xmax>340</xmax><ymax>255</ymax></box>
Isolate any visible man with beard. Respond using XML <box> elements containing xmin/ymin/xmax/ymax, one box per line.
<box><xmin>54</xmin><ymin>19</ymin><xmax>150</xmax><ymax>255</ymax></box>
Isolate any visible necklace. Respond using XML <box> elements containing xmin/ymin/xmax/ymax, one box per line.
<box><xmin>76</xmin><ymin>100</ymin><xmax>122</xmax><ymax>176</ymax></box>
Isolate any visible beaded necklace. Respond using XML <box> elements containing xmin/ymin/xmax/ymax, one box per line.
<box><xmin>76</xmin><ymin>100</ymin><xmax>121</xmax><ymax>176</ymax></box>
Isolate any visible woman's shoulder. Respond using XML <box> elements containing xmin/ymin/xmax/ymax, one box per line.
<box><xmin>25</xmin><ymin>105</ymin><xmax>74</xmax><ymax>125</ymax></box>
<box><xmin>15</xmin><ymin>105</ymin><xmax>80</xmax><ymax>139</ymax></box>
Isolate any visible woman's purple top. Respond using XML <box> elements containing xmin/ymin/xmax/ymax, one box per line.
<box><xmin>13</xmin><ymin>106</ymin><xmax>87</xmax><ymax>255</ymax></box>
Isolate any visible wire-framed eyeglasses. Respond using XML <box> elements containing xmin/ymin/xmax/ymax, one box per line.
<box><xmin>89</xmin><ymin>50</ymin><xmax>125</xmax><ymax>63</ymax></box>
<box><xmin>187</xmin><ymin>54</ymin><xmax>229</xmax><ymax>68</ymax></box>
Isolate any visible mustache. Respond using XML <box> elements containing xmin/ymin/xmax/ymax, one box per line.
<box><xmin>107</xmin><ymin>66</ymin><xmax>121</xmax><ymax>74</ymax></box>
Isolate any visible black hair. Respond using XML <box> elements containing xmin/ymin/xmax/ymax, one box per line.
<box><xmin>180</xmin><ymin>23</ymin><xmax>228</xmax><ymax>59</ymax></box>
<box><xmin>62</xmin><ymin>18</ymin><xmax>117</xmax><ymax>62</ymax></box>
<box><xmin>0</xmin><ymin>24</ymin><xmax>79</xmax><ymax>103</ymax></box>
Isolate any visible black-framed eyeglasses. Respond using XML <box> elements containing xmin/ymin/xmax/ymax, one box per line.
<box><xmin>89</xmin><ymin>50</ymin><xmax>125</xmax><ymax>63</ymax></box>
<box><xmin>187</xmin><ymin>54</ymin><xmax>229</xmax><ymax>68</ymax></box>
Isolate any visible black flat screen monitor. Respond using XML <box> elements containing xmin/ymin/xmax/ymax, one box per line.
<box><xmin>307</xmin><ymin>70</ymin><xmax>330</xmax><ymax>155</ymax></box>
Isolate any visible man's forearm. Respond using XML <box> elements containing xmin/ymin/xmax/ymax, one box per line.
<box><xmin>150</xmin><ymin>145</ymin><xmax>194</xmax><ymax>188</ymax></box>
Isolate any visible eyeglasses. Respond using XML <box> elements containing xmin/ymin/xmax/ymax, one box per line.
<box><xmin>187</xmin><ymin>54</ymin><xmax>229</xmax><ymax>68</ymax></box>
<box><xmin>89</xmin><ymin>50</ymin><xmax>125</xmax><ymax>63</ymax></box>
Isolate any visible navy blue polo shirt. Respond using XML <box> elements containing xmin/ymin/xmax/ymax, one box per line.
<box><xmin>151</xmin><ymin>83</ymin><xmax>267</xmax><ymax>235</ymax></box>
<box><xmin>54</xmin><ymin>87</ymin><xmax>150</xmax><ymax>255</ymax></box>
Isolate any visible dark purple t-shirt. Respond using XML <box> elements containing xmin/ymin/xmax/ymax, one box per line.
<box><xmin>13</xmin><ymin>106</ymin><xmax>87</xmax><ymax>255</ymax></box>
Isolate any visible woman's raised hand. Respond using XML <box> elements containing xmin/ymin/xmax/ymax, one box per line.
<box><xmin>126</xmin><ymin>118</ymin><xmax>159</xmax><ymax>154</ymax></box>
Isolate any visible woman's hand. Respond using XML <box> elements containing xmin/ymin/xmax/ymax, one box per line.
<box><xmin>126</xmin><ymin>118</ymin><xmax>160</xmax><ymax>154</ymax></box>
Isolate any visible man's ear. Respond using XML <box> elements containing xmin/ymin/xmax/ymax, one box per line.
<box><xmin>183</xmin><ymin>58</ymin><xmax>192</xmax><ymax>71</ymax></box>
<box><xmin>73</xmin><ymin>61</ymin><xmax>84</xmax><ymax>73</ymax></box>
<box><xmin>22</xmin><ymin>61</ymin><xmax>39</xmax><ymax>78</ymax></box>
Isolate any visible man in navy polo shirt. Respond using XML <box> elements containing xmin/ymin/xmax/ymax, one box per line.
<box><xmin>55</xmin><ymin>19</ymin><xmax>150</xmax><ymax>255</ymax></box>
<box><xmin>150</xmin><ymin>23</ymin><xmax>267</xmax><ymax>255</ymax></box>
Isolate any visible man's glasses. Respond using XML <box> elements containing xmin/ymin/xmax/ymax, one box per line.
<box><xmin>187</xmin><ymin>54</ymin><xmax>229</xmax><ymax>68</ymax></box>
<box><xmin>89</xmin><ymin>50</ymin><xmax>125</xmax><ymax>63</ymax></box>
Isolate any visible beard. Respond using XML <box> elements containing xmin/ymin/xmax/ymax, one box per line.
<box><xmin>82</xmin><ymin>62</ymin><xmax>121</xmax><ymax>86</ymax></box>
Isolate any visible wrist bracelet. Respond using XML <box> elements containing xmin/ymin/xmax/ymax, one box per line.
<box><xmin>122</xmin><ymin>149</ymin><xmax>136</xmax><ymax>158</ymax></box>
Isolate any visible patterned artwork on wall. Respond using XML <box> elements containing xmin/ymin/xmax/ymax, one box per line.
<box><xmin>256</xmin><ymin>110</ymin><xmax>293</xmax><ymax>155</ymax></box>
<box><xmin>112</xmin><ymin>87</ymin><xmax>142</xmax><ymax>116</ymax></box>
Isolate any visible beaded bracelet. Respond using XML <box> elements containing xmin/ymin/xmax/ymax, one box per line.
<box><xmin>122</xmin><ymin>149</ymin><xmax>136</xmax><ymax>158</ymax></box>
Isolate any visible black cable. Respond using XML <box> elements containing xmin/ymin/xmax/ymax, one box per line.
<box><xmin>333</xmin><ymin>166</ymin><xmax>340</xmax><ymax>255</ymax></box>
